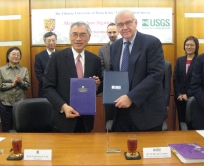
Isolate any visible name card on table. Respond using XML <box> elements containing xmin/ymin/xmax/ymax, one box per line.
<box><xmin>143</xmin><ymin>147</ymin><xmax>171</xmax><ymax>158</ymax></box>
<box><xmin>24</xmin><ymin>149</ymin><xmax>52</xmax><ymax>160</ymax></box>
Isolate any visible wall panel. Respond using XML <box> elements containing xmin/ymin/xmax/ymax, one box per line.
<box><xmin>177</xmin><ymin>0</ymin><xmax>204</xmax><ymax>57</ymax></box>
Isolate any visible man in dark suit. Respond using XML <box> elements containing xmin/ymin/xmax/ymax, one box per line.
<box><xmin>43</xmin><ymin>21</ymin><xmax>102</xmax><ymax>132</ymax></box>
<box><xmin>34</xmin><ymin>32</ymin><xmax>57</xmax><ymax>97</ymax></box>
<box><xmin>190</xmin><ymin>53</ymin><xmax>204</xmax><ymax>129</ymax></box>
<box><xmin>163</xmin><ymin>60</ymin><xmax>172</xmax><ymax>108</ymax></box>
<box><xmin>110</xmin><ymin>9</ymin><xmax>167</xmax><ymax>132</ymax></box>
<box><xmin>98</xmin><ymin>23</ymin><xmax>119</xmax><ymax>125</ymax></box>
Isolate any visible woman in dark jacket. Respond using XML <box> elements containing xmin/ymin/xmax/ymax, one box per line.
<box><xmin>173</xmin><ymin>36</ymin><xmax>199</xmax><ymax>129</ymax></box>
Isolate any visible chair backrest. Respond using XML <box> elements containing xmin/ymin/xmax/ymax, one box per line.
<box><xmin>185</xmin><ymin>96</ymin><xmax>201</xmax><ymax>130</ymax></box>
<box><xmin>12</xmin><ymin>98</ymin><xmax>53</xmax><ymax>132</ymax></box>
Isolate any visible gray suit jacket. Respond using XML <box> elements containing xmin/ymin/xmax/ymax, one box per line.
<box><xmin>98</xmin><ymin>42</ymin><xmax>111</xmax><ymax>71</ymax></box>
<box><xmin>110</xmin><ymin>31</ymin><xmax>167</xmax><ymax>130</ymax></box>
<box><xmin>43</xmin><ymin>47</ymin><xmax>102</xmax><ymax>132</ymax></box>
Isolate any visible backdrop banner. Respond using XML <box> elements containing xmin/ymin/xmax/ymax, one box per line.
<box><xmin>32</xmin><ymin>8</ymin><xmax>172</xmax><ymax>45</ymax></box>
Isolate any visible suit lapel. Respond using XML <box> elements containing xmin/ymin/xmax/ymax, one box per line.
<box><xmin>113</xmin><ymin>39</ymin><xmax>123</xmax><ymax>71</ymax></box>
<box><xmin>65</xmin><ymin>48</ymin><xmax>78</xmax><ymax>78</ymax></box>
<box><xmin>187</xmin><ymin>55</ymin><xmax>197</xmax><ymax>78</ymax></box>
<box><xmin>105</xmin><ymin>43</ymin><xmax>110</xmax><ymax>57</ymax></box>
<box><xmin>129</xmin><ymin>32</ymin><xmax>142</xmax><ymax>84</ymax></box>
<box><xmin>43</xmin><ymin>50</ymin><xmax>50</xmax><ymax>62</ymax></box>
<box><xmin>180</xmin><ymin>56</ymin><xmax>187</xmax><ymax>78</ymax></box>
<box><xmin>84</xmin><ymin>50</ymin><xmax>93</xmax><ymax>77</ymax></box>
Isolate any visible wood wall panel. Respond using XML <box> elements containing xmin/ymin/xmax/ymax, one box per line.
<box><xmin>102</xmin><ymin>0</ymin><xmax>139</xmax><ymax>7</ymax></box>
<box><xmin>31</xmin><ymin>0</ymin><xmax>66</xmax><ymax>9</ymax></box>
<box><xmin>66</xmin><ymin>0</ymin><xmax>102</xmax><ymax>7</ymax></box>
<box><xmin>139</xmin><ymin>0</ymin><xmax>174</xmax><ymax>7</ymax></box>
<box><xmin>177</xmin><ymin>0</ymin><xmax>204</xmax><ymax>57</ymax></box>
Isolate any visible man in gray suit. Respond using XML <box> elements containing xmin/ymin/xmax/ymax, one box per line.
<box><xmin>98</xmin><ymin>23</ymin><xmax>119</xmax><ymax>125</ymax></box>
<box><xmin>98</xmin><ymin>23</ymin><xmax>119</xmax><ymax>73</ymax></box>
<box><xmin>110</xmin><ymin>9</ymin><xmax>167</xmax><ymax>132</ymax></box>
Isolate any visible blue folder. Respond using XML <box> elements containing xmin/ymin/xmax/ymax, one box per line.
<box><xmin>70</xmin><ymin>78</ymin><xmax>96</xmax><ymax>115</ymax></box>
<box><xmin>103</xmin><ymin>71</ymin><xmax>129</xmax><ymax>104</ymax></box>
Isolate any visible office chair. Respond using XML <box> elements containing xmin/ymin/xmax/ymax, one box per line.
<box><xmin>12</xmin><ymin>98</ymin><xmax>53</xmax><ymax>132</ymax></box>
<box><xmin>180</xmin><ymin>96</ymin><xmax>201</xmax><ymax>130</ymax></box>
<box><xmin>106</xmin><ymin>120</ymin><xmax>168</xmax><ymax>131</ymax></box>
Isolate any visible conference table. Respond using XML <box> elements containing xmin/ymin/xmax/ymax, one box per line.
<box><xmin>0</xmin><ymin>131</ymin><xmax>204</xmax><ymax>165</ymax></box>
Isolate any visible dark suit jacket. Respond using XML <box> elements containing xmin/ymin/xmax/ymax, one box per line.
<box><xmin>173</xmin><ymin>55</ymin><xmax>197</xmax><ymax>100</ymax></box>
<box><xmin>191</xmin><ymin>53</ymin><xmax>204</xmax><ymax>129</ymax></box>
<box><xmin>110</xmin><ymin>31</ymin><xmax>167</xmax><ymax>130</ymax></box>
<box><xmin>34</xmin><ymin>50</ymin><xmax>50</xmax><ymax>97</ymax></box>
<box><xmin>43</xmin><ymin>47</ymin><xmax>102</xmax><ymax>132</ymax></box>
<box><xmin>163</xmin><ymin>60</ymin><xmax>172</xmax><ymax>106</ymax></box>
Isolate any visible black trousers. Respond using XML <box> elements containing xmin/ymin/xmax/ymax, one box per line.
<box><xmin>114</xmin><ymin>109</ymin><xmax>162</xmax><ymax>132</ymax></box>
<box><xmin>175</xmin><ymin>100</ymin><xmax>186</xmax><ymax>123</ymax></box>
<box><xmin>0</xmin><ymin>101</ymin><xmax>13</xmax><ymax>132</ymax></box>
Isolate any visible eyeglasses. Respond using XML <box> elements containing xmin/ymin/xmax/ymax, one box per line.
<box><xmin>10</xmin><ymin>53</ymin><xmax>21</xmax><ymax>57</ymax></box>
<box><xmin>71</xmin><ymin>32</ymin><xmax>88</xmax><ymax>39</ymax></box>
<box><xmin>185</xmin><ymin>44</ymin><xmax>195</xmax><ymax>47</ymax></box>
<box><xmin>46</xmin><ymin>39</ymin><xmax>56</xmax><ymax>43</ymax></box>
<box><xmin>117</xmin><ymin>20</ymin><xmax>135</xmax><ymax>28</ymax></box>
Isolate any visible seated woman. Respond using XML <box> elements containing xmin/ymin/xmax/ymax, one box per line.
<box><xmin>0</xmin><ymin>46</ymin><xmax>30</xmax><ymax>132</ymax></box>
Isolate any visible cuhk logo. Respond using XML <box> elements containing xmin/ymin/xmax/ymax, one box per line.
<box><xmin>44</xmin><ymin>19</ymin><xmax>56</xmax><ymax>32</ymax></box>
<box><xmin>142</xmin><ymin>19</ymin><xmax>149</xmax><ymax>26</ymax></box>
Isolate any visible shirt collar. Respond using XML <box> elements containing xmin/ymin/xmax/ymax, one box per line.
<box><xmin>6</xmin><ymin>63</ymin><xmax>20</xmax><ymax>69</ymax></box>
<box><xmin>46</xmin><ymin>49</ymin><xmax>55</xmax><ymax>56</ymax></box>
<box><xmin>71</xmin><ymin>47</ymin><xmax>85</xmax><ymax>60</ymax></box>
<box><xmin>123</xmin><ymin>30</ymin><xmax>137</xmax><ymax>45</ymax></box>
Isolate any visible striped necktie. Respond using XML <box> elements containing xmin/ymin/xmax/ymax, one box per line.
<box><xmin>121</xmin><ymin>41</ymin><xmax>130</xmax><ymax>71</ymax></box>
<box><xmin>76</xmin><ymin>54</ymin><xmax>83</xmax><ymax>78</ymax></box>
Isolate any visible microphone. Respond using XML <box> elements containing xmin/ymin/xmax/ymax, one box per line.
<box><xmin>106</xmin><ymin>127</ymin><xmax>121</xmax><ymax>153</ymax></box>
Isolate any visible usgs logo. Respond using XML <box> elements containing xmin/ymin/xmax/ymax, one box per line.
<box><xmin>142</xmin><ymin>19</ymin><xmax>170</xmax><ymax>27</ymax></box>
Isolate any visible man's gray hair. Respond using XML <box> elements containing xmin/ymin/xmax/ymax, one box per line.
<box><xmin>43</xmin><ymin>32</ymin><xmax>57</xmax><ymax>41</ymax></box>
<box><xmin>70</xmin><ymin>21</ymin><xmax>91</xmax><ymax>34</ymax></box>
<box><xmin>115</xmin><ymin>9</ymin><xmax>136</xmax><ymax>23</ymax></box>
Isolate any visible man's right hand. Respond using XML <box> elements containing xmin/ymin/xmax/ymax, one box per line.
<box><xmin>61</xmin><ymin>103</ymin><xmax>80</xmax><ymax>118</ymax></box>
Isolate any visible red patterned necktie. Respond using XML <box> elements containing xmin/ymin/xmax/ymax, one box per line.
<box><xmin>76</xmin><ymin>54</ymin><xmax>83</xmax><ymax>78</ymax></box>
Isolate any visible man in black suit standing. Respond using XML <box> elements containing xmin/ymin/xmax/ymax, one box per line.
<box><xmin>110</xmin><ymin>9</ymin><xmax>167</xmax><ymax>132</ymax></box>
<box><xmin>163</xmin><ymin>60</ymin><xmax>172</xmax><ymax>109</ymax></box>
<box><xmin>34</xmin><ymin>32</ymin><xmax>57</xmax><ymax>97</ymax></box>
<box><xmin>98</xmin><ymin>23</ymin><xmax>119</xmax><ymax>125</ymax></box>
<box><xmin>190</xmin><ymin>53</ymin><xmax>204</xmax><ymax>129</ymax></box>
<box><xmin>43</xmin><ymin>21</ymin><xmax>102</xmax><ymax>132</ymax></box>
